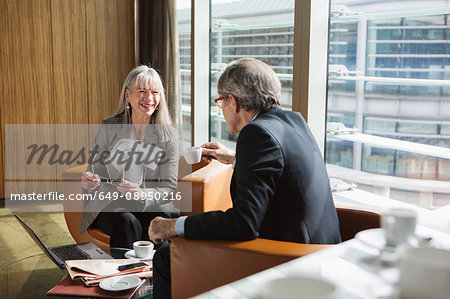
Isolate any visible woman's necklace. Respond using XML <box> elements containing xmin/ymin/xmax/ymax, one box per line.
<box><xmin>132</xmin><ymin>115</ymin><xmax>150</xmax><ymax>140</ymax></box>
<box><xmin>133</xmin><ymin>124</ymin><xmax>147</xmax><ymax>140</ymax></box>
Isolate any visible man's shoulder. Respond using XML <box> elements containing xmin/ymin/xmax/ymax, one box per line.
<box><xmin>249</xmin><ymin>107</ymin><xmax>304</xmax><ymax>132</ymax></box>
<box><xmin>255</xmin><ymin>107</ymin><xmax>303</xmax><ymax>123</ymax></box>
<box><xmin>238</xmin><ymin>110</ymin><xmax>285</xmax><ymax>148</ymax></box>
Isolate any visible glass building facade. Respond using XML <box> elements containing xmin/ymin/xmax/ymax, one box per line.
<box><xmin>177</xmin><ymin>0</ymin><xmax>450</xmax><ymax>209</ymax></box>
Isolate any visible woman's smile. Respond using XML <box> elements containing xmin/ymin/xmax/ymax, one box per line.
<box><xmin>126</xmin><ymin>84</ymin><xmax>161</xmax><ymax>120</ymax></box>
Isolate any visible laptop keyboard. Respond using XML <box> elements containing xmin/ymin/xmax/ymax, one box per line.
<box><xmin>51</xmin><ymin>246</ymin><xmax>91</xmax><ymax>261</ymax></box>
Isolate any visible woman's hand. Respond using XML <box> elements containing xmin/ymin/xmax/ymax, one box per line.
<box><xmin>201</xmin><ymin>141</ymin><xmax>236</xmax><ymax>164</ymax></box>
<box><xmin>81</xmin><ymin>171</ymin><xmax>100</xmax><ymax>191</ymax></box>
<box><xmin>117</xmin><ymin>180</ymin><xmax>144</xmax><ymax>200</ymax></box>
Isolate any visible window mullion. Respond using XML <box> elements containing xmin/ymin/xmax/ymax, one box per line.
<box><xmin>191</xmin><ymin>0</ymin><xmax>210</xmax><ymax>146</ymax></box>
<box><xmin>292</xmin><ymin>0</ymin><xmax>330</xmax><ymax>156</ymax></box>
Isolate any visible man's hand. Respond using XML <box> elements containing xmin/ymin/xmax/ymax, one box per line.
<box><xmin>81</xmin><ymin>171</ymin><xmax>100</xmax><ymax>191</ymax></box>
<box><xmin>148</xmin><ymin>217</ymin><xmax>178</xmax><ymax>244</ymax></box>
<box><xmin>201</xmin><ymin>141</ymin><xmax>235</xmax><ymax>164</ymax></box>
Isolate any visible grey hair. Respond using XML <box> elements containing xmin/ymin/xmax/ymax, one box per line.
<box><xmin>117</xmin><ymin>65</ymin><xmax>174</xmax><ymax>140</ymax></box>
<box><xmin>217</xmin><ymin>58</ymin><xmax>281</xmax><ymax>112</ymax></box>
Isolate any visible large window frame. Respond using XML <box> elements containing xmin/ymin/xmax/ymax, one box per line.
<box><xmin>186</xmin><ymin>0</ymin><xmax>450</xmax><ymax>235</ymax></box>
<box><xmin>189</xmin><ymin>0</ymin><xmax>329</xmax><ymax>152</ymax></box>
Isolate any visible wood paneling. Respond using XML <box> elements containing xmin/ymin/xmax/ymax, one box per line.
<box><xmin>51</xmin><ymin>0</ymin><xmax>88</xmax><ymax>124</ymax></box>
<box><xmin>0</xmin><ymin>0</ymin><xmax>54</xmax><ymax>125</ymax></box>
<box><xmin>51</xmin><ymin>0</ymin><xmax>89</xmax><ymax>185</ymax></box>
<box><xmin>0</xmin><ymin>0</ymin><xmax>135</xmax><ymax>197</ymax></box>
<box><xmin>0</xmin><ymin>0</ymin><xmax>53</xmax><ymax>197</ymax></box>
<box><xmin>86</xmin><ymin>0</ymin><xmax>135</xmax><ymax>124</ymax></box>
<box><xmin>0</xmin><ymin>1</ymin><xmax>4</xmax><ymax>197</ymax></box>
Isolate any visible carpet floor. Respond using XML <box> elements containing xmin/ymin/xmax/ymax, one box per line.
<box><xmin>0</xmin><ymin>200</ymin><xmax>74</xmax><ymax>267</ymax></box>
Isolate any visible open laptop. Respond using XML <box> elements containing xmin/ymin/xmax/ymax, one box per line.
<box><xmin>15</xmin><ymin>215</ymin><xmax>112</xmax><ymax>270</ymax></box>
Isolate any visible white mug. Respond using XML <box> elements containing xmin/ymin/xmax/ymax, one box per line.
<box><xmin>133</xmin><ymin>241</ymin><xmax>154</xmax><ymax>258</ymax></box>
<box><xmin>381</xmin><ymin>208</ymin><xmax>417</xmax><ymax>247</ymax></box>
<box><xmin>260</xmin><ymin>276</ymin><xmax>337</xmax><ymax>299</ymax></box>
<box><xmin>183</xmin><ymin>146</ymin><xmax>202</xmax><ymax>164</ymax></box>
<box><xmin>399</xmin><ymin>247</ymin><xmax>450</xmax><ymax>299</ymax></box>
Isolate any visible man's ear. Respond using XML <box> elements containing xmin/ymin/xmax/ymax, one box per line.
<box><xmin>228</xmin><ymin>94</ymin><xmax>240</xmax><ymax>113</ymax></box>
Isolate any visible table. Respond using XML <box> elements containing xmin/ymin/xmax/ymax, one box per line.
<box><xmin>0</xmin><ymin>248</ymin><xmax>152</xmax><ymax>299</ymax></box>
<box><xmin>193</xmin><ymin>228</ymin><xmax>450</xmax><ymax>299</ymax></box>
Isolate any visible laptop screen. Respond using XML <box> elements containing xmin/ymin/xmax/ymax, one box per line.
<box><xmin>14</xmin><ymin>215</ymin><xmax>64</xmax><ymax>268</ymax></box>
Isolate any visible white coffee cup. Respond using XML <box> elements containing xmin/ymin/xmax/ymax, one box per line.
<box><xmin>260</xmin><ymin>276</ymin><xmax>337</xmax><ymax>299</ymax></box>
<box><xmin>399</xmin><ymin>247</ymin><xmax>450</xmax><ymax>299</ymax></box>
<box><xmin>381</xmin><ymin>208</ymin><xmax>417</xmax><ymax>247</ymax></box>
<box><xmin>183</xmin><ymin>146</ymin><xmax>202</xmax><ymax>164</ymax></box>
<box><xmin>133</xmin><ymin>241</ymin><xmax>154</xmax><ymax>258</ymax></box>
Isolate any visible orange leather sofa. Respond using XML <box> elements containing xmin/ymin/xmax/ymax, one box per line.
<box><xmin>61</xmin><ymin>155</ymin><xmax>233</xmax><ymax>248</ymax></box>
<box><xmin>169</xmin><ymin>207</ymin><xmax>380</xmax><ymax>298</ymax></box>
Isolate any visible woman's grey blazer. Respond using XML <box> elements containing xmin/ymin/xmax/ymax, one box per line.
<box><xmin>80</xmin><ymin>114</ymin><xmax>179</xmax><ymax>233</ymax></box>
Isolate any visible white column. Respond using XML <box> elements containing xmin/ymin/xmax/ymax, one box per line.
<box><xmin>292</xmin><ymin>0</ymin><xmax>330</xmax><ymax>156</ymax></box>
<box><xmin>191</xmin><ymin>0</ymin><xmax>210</xmax><ymax>146</ymax></box>
<box><xmin>353</xmin><ymin>17</ymin><xmax>367</xmax><ymax>170</ymax></box>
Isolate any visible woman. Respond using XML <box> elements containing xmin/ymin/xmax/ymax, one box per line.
<box><xmin>80</xmin><ymin>65</ymin><xmax>179</xmax><ymax>250</ymax></box>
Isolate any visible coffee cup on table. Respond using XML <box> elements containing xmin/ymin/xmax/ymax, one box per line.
<box><xmin>183</xmin><ymin>146</ymin><xmax>202</xmax><ymax>164</ymax></box>
<box><xmin>133</xmin><ymin>241</ymin><xmax>154</xmax><ymax>258</ymax></box>
<box><xmin>381</xmin><ymin>208</ymin><xmax>417</xmax><ymax>247</ymax></box>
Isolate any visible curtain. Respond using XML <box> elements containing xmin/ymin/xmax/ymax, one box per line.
<box><xmin>139</xmin><ymin>0</ymin><xmax>182</xmax><ymax>125</ymax></box>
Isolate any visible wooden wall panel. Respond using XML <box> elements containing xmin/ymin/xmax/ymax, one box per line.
<box><xmin>51</xmin><ymin>0</ymin><xmax>88</xmax><ymax>124</ymax></box>
<box><xmin>0</xmin><ymin>0</ymin><xmax>53</xmax><ymax>125</ymax></box>
<box><xmin>51</xmin><ymin>0</ymin><xmax>89</xmax><ymax>186</ymax></box>
<box><xmin>0</xmin><ymin>0</ymin><xmax>135</xmax><ymax>197</ymax></box>
<box><xmin>86</xmin><ymin>0</ymin><xmax>135</xmax><ymax>124</ymax></box>
<box><xmin>0</xmin><ymin>0</ymin><xmax>53</xmax><ymax>198</ymax></box>
<box><xmin>117</xmin><ymin>0</ymin><xmax>137</xmax><ymax>98</ymax></box>
<box><xmin>0</xmin><ymin>0</ymin><xmax>5</xmax><ymax>198</ymax></box>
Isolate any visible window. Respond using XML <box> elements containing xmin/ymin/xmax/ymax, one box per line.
<box><xmin>326</xmin><ymin>0</ymin><xmax>450</xmax><ymax>210</ymax></box>
<box><xmin>179</xmin><ymin>0</ymin><xmax>450</xmax><ymax>232</ymax></box>
<box><xmin>209</xmin><ymin>0</ymin><xmax>295</xmax><ymax>147</ymax></box>
<box><xmin>176</xmin><ymin>0</ymin><xmax>192</xmax><ymax>148</ymax></box>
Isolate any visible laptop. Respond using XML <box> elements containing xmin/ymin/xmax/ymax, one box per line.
<box><xmin>15</xmin><ymin>215</ymin><xmax>112</xmax><ymax>270</ymax></box>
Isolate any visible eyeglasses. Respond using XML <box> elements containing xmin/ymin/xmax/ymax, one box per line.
<box><xmin>89</xmin><ymin>163</ymin><xmax>120</xmax><ymax>186</ymax></box>
<box><xmin>214</xmin><ymin>96</ymin><xmax>225</xmax><ymax>109</ymax></box>
<box><xmin>98</xmin><ymin>176</ymin><xmax>122</xmax><ymax>186</ymax></box>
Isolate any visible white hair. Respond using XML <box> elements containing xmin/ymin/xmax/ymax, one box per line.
<box><xmin>117</xmin><ymin>65</ymin><xmax>174</xmax><ymax>141</ymax></box>
<box><xmin>218</xmin><ymin>58</ymin><xmax>281</xmax><ymax>112</ymax></box>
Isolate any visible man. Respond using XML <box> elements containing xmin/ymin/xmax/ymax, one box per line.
<box><xmin>148</xmin><ymin>58</ymin><xmax>341</xmax><ymax>298</ymax></box>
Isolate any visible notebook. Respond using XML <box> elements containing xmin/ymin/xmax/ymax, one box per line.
<box><xmin>47</xmin><ymin>276</ymin><xmax>148</xmax><ymax>298</ymax></box>
<box><xmin>15</xmin><ymin>215</ymin><xmax>112</xmax><ymax>270</ymax></box>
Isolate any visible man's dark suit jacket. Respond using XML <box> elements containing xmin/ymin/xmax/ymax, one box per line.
<box><xmin>185</xmin><ymin>107</ymin><xmax>341</xmax><ymax>244</ymax></box>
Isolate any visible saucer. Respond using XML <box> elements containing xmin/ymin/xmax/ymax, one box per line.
<box><xmin>124</xmin><ymin>249</ymin><xmax>155</xmax><ymax>260</ymax></box>
<box><xmin>355</xmin><ymin>228</ymin><xmax>386</xmax><ymax>250</ymax></box>
<box><xmin>356</xmin><ymin>228</ymin><xmax>431</xmax><ymax>252</ymax></box>
<box><xmin>99</xmin><ymin>275</ymin><xmax>142</xmax><ymax>291</ymax></box>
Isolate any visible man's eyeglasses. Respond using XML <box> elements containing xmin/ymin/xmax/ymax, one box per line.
<box><xmin>214</xmin><ymin>96</ymin><xmax>225</xmax><ymax>109</ymax></box>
